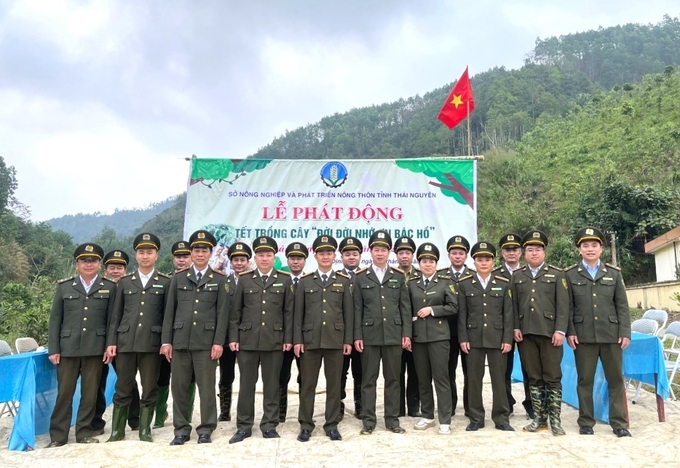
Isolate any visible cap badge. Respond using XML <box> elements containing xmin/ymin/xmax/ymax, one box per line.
<box><xmin>455</xmin><ymin>236</ymin><xmax>461</xmax><ymax>242</ymax></box>
<box><xmin>260</xmin><ymin>237</ymin><xmax>266</xmax><ymax>243</ymax></box>
<box><xmin>198</xmin><ymin>232</ymin><xmax>205</xmax><ymax>239</ymax></box>
<box><xmin>114</xmin><ymin>251</ymin><xmax>121</xmax><ymax>257</ymax></box>
<box><xmin>507</xmin><ymin>235</ymin><xmax>514</xmax><ymax>241</ymax></box>
<box><xmin>377</xmin><ymin>232</ymin><xmax>385</xmax><ymax>239</ymax></box>
<box><xmin>178</xmin><ymin>242</ymin><xmax>185</xmax><ymax>248</ymax></box>
<box><xmin>347</xmin><ymin>239</ymin><xmax>354</xmax><ymax>244</ymax></box>
<box><xmin>294</xmin><ymin>243</ymin><xmax>300</xmax><ymax>249</ymax></box>
<box><xmin>480</xmin><ymin>242</ymin><xmax>487</xmax><ymax>248</ymax></box>
<box><xmin>321</xmin><ymin>237</ymin><xmax>328</xmax><ymax>242</ymax></box>
<box><xmin>424</xmin><ymin>245</ymin><xmax>431</xmax><ymax>251</ymax></box>
<box><xmin>85</xmin><ymin>245</ymin><xmax>94</xmax><ymax>252</ymax></box>
<box><xmin>236</xmin><ymin>244</ymin><xmax>243</xmax><ymax>250</ymax></box>
<box><xmin>586</xmin><ymin>228</ymin><xmax>594</xmax><ymax>235</ymax></box>
<box><xmin>532</xmin><ymin>232</ymin><xmax>540</xmax><ymax>238</ymax></box>
<box><xmin>143</xmin><ymin>234</ymin><xmax>150</xmax><ymax>240</ymax></box>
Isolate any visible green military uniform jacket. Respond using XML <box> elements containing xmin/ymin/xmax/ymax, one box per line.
<box><xmin>408</xmin><ymin>273</ymin><xmax>457</xmax><ymax>343</ymax></box>
<box><xmin>161</xmin><ymin>266</ymin><xmax>229</xmax><ymax>350</ymax></box>
<box><xmin>48</xmin><ymin>275</ymin><xmax>116</xmax><ymax>357</ymax></box>
<box><xmin>565</xmin><ymin>262</ymin><xmax>631</xmax><ymax>343</ymax></box>
<box><xmin>353</xmin><ymin>266</ymin><xmax>411</xmax><ymax>345</ymax></box>
<box><xmin>228</xmin><ymin>269</ymin><xmax>294</xmax><ymax>350</ymax></box>
<box><xmin>107</xmin><ymin>270</ymin><xmax>171</xmax><ymax>352</ymax></box>
<box><xmin>511</xmin><ymin>264</ymin><xmax>569</xmax><ymax>337</ymax></box>
<box><xmin>294</xmin><ymin>271</ymin><xmax>353</xmax><ymax>349</ymax></box>
<box><xmin>458</xmin><ymin>274</ymin><xmax>513</xmax><ymax>348</ymax></box>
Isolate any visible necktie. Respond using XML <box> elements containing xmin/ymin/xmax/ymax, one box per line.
<box><xmin>424</xmin><ymin>279</ymin><xmax>430</xmax><ymax>287</ymax></box>
<box><xmin>261</xmin><ymin>275</ymin><xmax>268</xmax><ymax>284</ymax></box>
<box><xmin>196</xmin><ymin>272</ymin><xmax>202</xmax><ymax>282</ymax></box>
<box><xmin>348</xmin><ymin>270</ymin><xmax>354</xmax><ymax>279</ymax></box>
<box><xmin>294</xmin><ymin>277</ymin><xmax>299</xmax><ymax>285</ymax></box>
<box><xmin>322</xmin><ymin>274</ymin><xmax>328</xmax><ymax>284</ymax></box>
<box><xmin>454</xmin><ymin>272</ymin><xmax>460</xmax><ymax>281</ymax></box>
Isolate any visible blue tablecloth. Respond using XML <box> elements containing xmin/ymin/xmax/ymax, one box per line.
<box><xmin>512</xmin><ymin>332</ymin><xmax>670</xmax><ymax>423</ymax></box>
<box><xmin>0</xmin><ymin>351</ymin><xmax>116</xmax><ymax>451</ymax></box>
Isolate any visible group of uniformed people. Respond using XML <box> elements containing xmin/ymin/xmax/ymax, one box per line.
<box><xmin>45</xmin><ymin>225</ymin><xmax>632</xmax><ymax>448</ymax></box>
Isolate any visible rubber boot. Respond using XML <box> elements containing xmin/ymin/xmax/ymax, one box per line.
<box><xmin>219</xmin><ymin>385</ymin><xmax>232</xmax><ymax>422</ymax></box>
<box><xmin>139</xmin><ymin>406</ymin><xmax>154</xmax><ymax>442</ymax></box>
<box><xmin>547</xmin><ymin>388</ymin><xmax>566</xmax><ymax>436</ymax></box>
<box><xmin>107</xmin><ymin>406</ymin><xmax>129</xmax><ymax>442</ymax></box>
<box><xmin>152</xmin><ymin>386</ymin><xmax>169</xmax><ymax>429</ymax></box>
<box><xmin>523</xmin><ymin>386</ymin><xmax>548</xmax><ymax>432</ymax></box>
<box><xmin>187</xmin><ymin>382</ymin><xmax>197</xmax><ymax>424</ymax></box>
<box><xmin>278</xmin><ymin>386</ymin><xmax>287</xmax><ymax>423</ymax></box>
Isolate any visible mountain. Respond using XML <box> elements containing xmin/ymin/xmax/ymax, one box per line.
<box><xmin>46</xmin><ymin>196</ymin><xmax>179</xmax><ymax>244</ymax></box>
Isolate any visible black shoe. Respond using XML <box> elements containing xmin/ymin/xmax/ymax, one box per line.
<box><xmin>262</xmin><ymin>429</ymin><xmax>280</xmax><ymax>439</ymax></box>
<box><xmin>197</xmin><ymin>434</ymin><xmax>211</xmax><ymax>444</ymax></box>
<box><xmin>76</xmin><ymin>437</ymin><xmax>99</xmax><ymax>444</ymax></box>
<box><xmin>297</xmin><ymin>429</ymin><xmax>311</xmax><ymax>442</ymax></box>
<box><xmin>386</xmin><ymin>425</ymin><xmax>406</xmax><ymax>434</ymax></box>
<box><xmin>219</xmin><ymin>413</ymin><xmax>231</xmax><ymax>422</ymax></box>
<box><xmin>326</xmin><ymin>429</ymin><xmax>342</xmax><ymax>441</ymax></box>
<box><xmin>579</xmin><ymin>426</ymin><xmax>594</xmax><ymax>435</ymax></box>
<box><xmin>407</xmin><ymin>411</ymin><xmax>422</xmax><ymax>418</ymax></box>
<box><xmin>466</xmin><ymin>422</ymin><xmax>484</xmax><ymax>431</ymax></box>
<box><xmin>360</xmin><ymin>426</ymin><xmax>373</xmax><ymax>435</ymax></box>
<box><xmin>495</xmin><ymin>424</ymin><xmax>515</xmax><ymax>432</ymax></box>
<box><xmin>46</xmin><ymin>441</ymin><xmax>66</xmax><ymax>448</ymax></box>
<box><xmin>229</xmin><ymin>431</ymin><xmax>251</xmax><ymax>444</ymax></box>
<box><xmin>128</xmin><ymin>423</ymin><xmax>139</xmax><ymax>430</ymax></box>
<box><xmin>613</xmin><ymin>428</ymin><xmax>632</xmax><ymax>438</ymax></box>
<box><xmin>169</xmin><ymin>435</ymin><xmax>190</xmax><ymax>446</ymax></box>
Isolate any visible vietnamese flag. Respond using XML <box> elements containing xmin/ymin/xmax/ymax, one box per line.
<box><xmin>437</xmin><ymin>67</ymin><xmax>475</xmax><ymax>129</ymax></box>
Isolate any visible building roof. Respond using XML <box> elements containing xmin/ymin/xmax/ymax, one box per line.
<box><xmin>645</xmin><ymin>225</ymin><xmax>680</xmax><ymax>254</ymax></box>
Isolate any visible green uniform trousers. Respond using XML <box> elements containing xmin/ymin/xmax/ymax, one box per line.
<box><xmin>236</xmin><ymin>350</ymin><xmax>284</xmax><ymax>434</ymax></box>
<box><xmin>170</xmin><ymin>349</ymin><xmax>217</xmax><ymax>436</ymax></box>
<box><xmin>298</xmin><ymin>348</ymin><xmax>344</xmax><ymax>432</ymax></box>
<box><xmin>518</xmin><ymin>334</ymin><xmax>563</xmax><ymax>390</ymax></box>
<box><xmin>361</xmin><ymin>345</ymin><xmax>402</xmax><ymax>429</ymax></box>
<box><xmin>412</xmin><ymin>340</ymin><xmax>452</xmax><ymax>424</ymax></box>
<box><xmin>50</xmin><ymin>356</ymin><xmax>103</xmax><ymax>443</ymax></box>
<box><xmin>574</xmin><ymin>342</ymin><xmax>627</xmax><ymax>430</ymax></box>
<box><xmin>467</xmin><ymin>348</ymin><xmax>510</xmax><ymax>426</ymax></box>
<box><xmin>113</xmin><ymin>352</ymin><xmax>161</xmax><ymax>408</ymax></box>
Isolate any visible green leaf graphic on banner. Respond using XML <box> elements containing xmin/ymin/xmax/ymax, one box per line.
<box><xmin>395</xmin><ymin>160</ymin><xmax>474</xmax><ymax>208</ymax></box>
<box><xmin>190</xmin><ymin>158</ymin><xmax>272</xmax><ymax>186</ymax></box>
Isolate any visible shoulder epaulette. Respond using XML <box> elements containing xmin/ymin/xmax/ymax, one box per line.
<box><xmin>564</xmin><ymin>264</ymin><xmax>578</xmax><ymax>272</ymax></box>
<box><xmin>241</xmin><ymin>269</ymin><xmax>254</xmax><ymax>276</ymax></box>
<box><xmin>156</xmin><ymin>272</ymin><xmax>170</xmax><ymax>279</ymax></box>
<box><xmin>458</xmin><ymin>274</ymin><xmax>473</xmax><ymax>282</ymax></box>
<box><xmin>120</xmin><ymin>272</ymin><xmax>134</xmax><ymax>279</ymax></box>
<box><xmin>436</xmin><ymin>271</ymin><xmax>451</xmax><ymax>278</ymax></box>
<box><xmin>494</xmin><ymin>275</ymin><xmax>510</xmax><ymax>283</ymax></box>
<box><xmin>101</xmin><ymin>276</ymin><xmax>116</xmax><ymax>284</ymax></box>
<box><xmin>300</xmin><ymin>272</ymin><xmax>315</xmax><ymax>279</ymax></box>
<box><xmin>355</xmin><ymin>268</ymin><xmax>369</xmax><ymax>275</ymax></box>
<box><xmin>336</xmin><ymin>271</ymin><xmax>350</xmax><ymax>279</ymax></box>
<box><xmin>176</xmin><ymin>267</ymin><xmax>191</xmax><ymax>274</ymax></box>
<box><xmin>467</xmin><ymin>267</ymin><xmax>477</xmax><ymax>273</ymax></box>
<box><xmin>548</xmin><ymin>264</ymin><xmax>562</xmax><ymax>271</ymax></box>
<box><xmin>212</xmin><ymin>269</ymin><xmax>225</xmax><ymax>276</ymax></box>
<box><xmin>437</xmin><ymin>267</ymin><xmax>449</xmax><ymax>273</ymax></box>
<box><xmin>276</xmin><ymin>269</ymin><xmax>290</xmax><ymax>275</ymax></box>
<box><xmin>492</xmin><ymin>265</ymin><xmax>503</xmax><ymax>272</ymax></box>
<box><xmin>58</xmin><ymin>276</ymin><xmax>75</xmax><ymax>284</ymax></box>
<box><xmin>391</xmin><ymin>268</ymin><xmax>405</xmax><ymax>275</ymax></box>
<box><xmin>605</xmin><ymin>263</ymin><xmax>621</xmax><ymax>271</ymax></box>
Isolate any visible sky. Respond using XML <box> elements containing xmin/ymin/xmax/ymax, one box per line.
<box><xmin>0</xmin><ymin>0</ymin><xmax>677</xmax><ymax>221</ymax></box>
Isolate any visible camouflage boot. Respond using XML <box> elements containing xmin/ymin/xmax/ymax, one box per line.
<box><xmin>523</xmin><ymin>386</ymin><xmax>548</xmax><ymax>432</ymax></box>
<box><xmin>547</xmin><ymin>388</ymin><xmax>566</xmax><ymax>436</ymax></box>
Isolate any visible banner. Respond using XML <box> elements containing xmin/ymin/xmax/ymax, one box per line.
<box><xmin>184</xmin><ymin>158</ymin><xmax>477</xmax><ymax>273</ymax></box>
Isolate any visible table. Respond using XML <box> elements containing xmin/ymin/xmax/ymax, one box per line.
<box><xmin>512</xmin><ymin>332</ymin><xmax>670</xmax><ymax>423</ymax></box>
<box><xmin>0</xmin><ymin>351</ymin><xmax>116</xmax><ymax>451</ymax></box>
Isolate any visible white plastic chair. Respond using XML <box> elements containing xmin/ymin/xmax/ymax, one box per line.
<box><xmin>0</xmin><ymin>340</ymin><xmax>18</xmax><ymax>418</ymax></box>
<box><xmin>629</xmin><ymin>319</ymin><xmax>660</xmax><ymax>402</ymax></box>
<box><xmin>642</xmin><ymin>309</ymin><xmax>668</xmax><ymax>335</ymax></box>
<box><xmin>660</xmin><ymin>321</ymin><xmax>680</xmax><ymax>400</ymax></box>
<box><xmin>15</xmin><ymin>337</ymin><xmax>39</xmax><ymax>354</ymax></box>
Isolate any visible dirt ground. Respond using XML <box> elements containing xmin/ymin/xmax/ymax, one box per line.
<box><xmin>1</xmin><ymin>365</ymin><xmax>678</xmax><ymax>468</ymax></box>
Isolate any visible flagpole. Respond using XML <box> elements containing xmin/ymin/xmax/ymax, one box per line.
<box><xmin>466</xmin><ymin>99</ymin><xmax>472</xmax><ymax>157</ymax></box>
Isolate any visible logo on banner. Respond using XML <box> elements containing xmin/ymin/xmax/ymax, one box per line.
<box><xmin>320</xmin><ymin>162</ymin><xmax>348</xmax><ymax>188</ymax></box>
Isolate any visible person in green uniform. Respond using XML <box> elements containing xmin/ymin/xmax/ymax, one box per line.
<box><xmin>161</xmin><ymin>230</ymin><xmax>229</xmax><ymax>445</ymax></box>
<box><xmin>294</xmin><ymin>235</ymin><xmax>353</xmax><ymax>442</ymax></box>
<box><xmin>511</xmin><ymin>230</ymin><xmax>569</xmax><ymax>436</ymax></box>
<box><xmin>459</xmin><ymin>241</ymin><xmax>514</xmax><ymax>432</ymax></box>
<box><xmin>408</xmin><ymin>242</ymin><xmax>456</xmax><ymax>435</ymax></box>
<box><xmin>441</xmin><ymin>235</ymin><xmax>473</xmax><ymax>418</ymax></box>
<box><xmin>46</xmin><ymin>243</ymin><xmax>116</xmax><ymax>447</ymax></box>
<box><xmin>153</xmin><ymin>241</ymin><xmax>193</xmax><ymax>429</ymax></box>
<box><xmin>91</xmin><ymin>249</ymin><xmax>140</xmax><ymax>435</ymax></box>
<box><xmin>105</xmin><ymin>233</ymin><xmax>170</xmax><ymax>443</ymax></box>
<box><xmin>395</xmin><ymin>236</ymin><xmax>421</xmax><ymax>418</ymax></box>
<box><xmin>493</xmin><ymin>233</ymin><xmax>534</xmax><ymax>419</ymax></box>
<box><xmin>228</xmin><ymin>236</ymin><xmax>294</xmax><ymax>444</ymax></box>
<box><xmin>279</xmin><ymin>241</ymin><xmax>308</xmax><ymax>422</ymax></box>
<box><xmin>566</xmin><ymin>227</ymin><xmax>631</xmax><ymax>437</ymax></box>
<box><xmin>218</xmin><ymin>241</ymin><xmax>252</xmax><ymax>422</ymax></box>
<box><xmin>354</xmin><ymin>230</ymin><xmax>411</xmax><ymax>435</ymax></box>
<box><xmin>338</xmin><ymin>236</ymin><xmax>364</xmax><ymax>420</ymax></box>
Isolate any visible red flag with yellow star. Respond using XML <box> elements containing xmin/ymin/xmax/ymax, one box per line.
<box><xmin>437</xmin><ymin>67</ymin><xmax>475</xmax><ymax>129</ymax></box>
